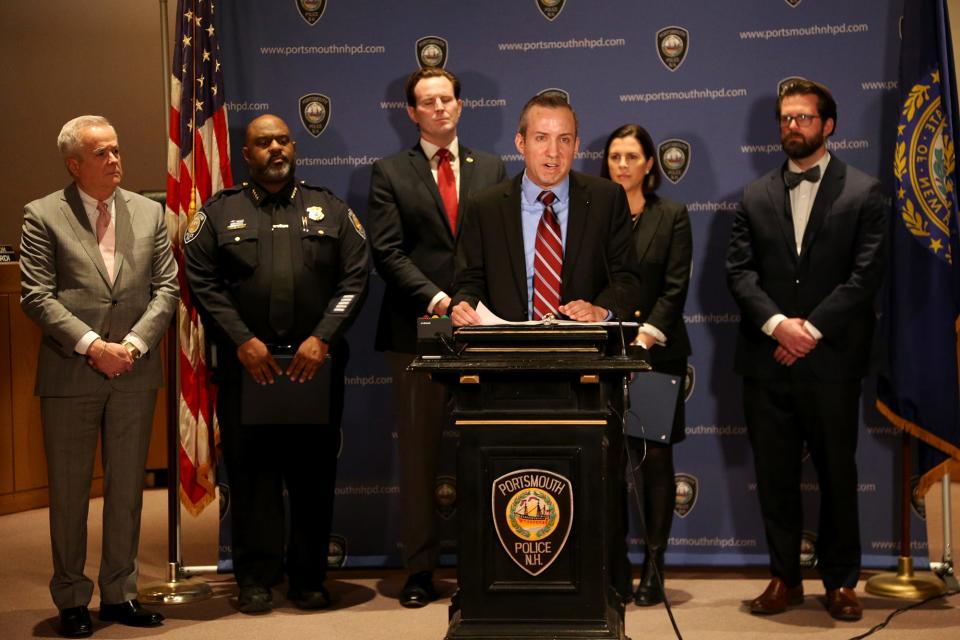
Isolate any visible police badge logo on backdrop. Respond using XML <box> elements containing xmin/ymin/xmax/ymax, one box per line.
<box><xmin>492</xmin><ymin>469</ymin><xmax>573</xmax><ymax>576</ymax></box>
<box><xmin>658</xmin><ymin>139</ymin><xmax>691</xmax><ymax>184</ymax></box>
<box><xmin>778</xmin><ymin>76</ymin><xmax>807</xmax><ymax>97</ymax></box>
<box><xmin>656</xmin><ymin>26</ymin><xmax>689</xmax><ymax>71</ymax></box>
<box><xmin>684</xmin><ymin>364</ymin><xmax>695</xmax><ymax>402</ymax></box>
<box><xmin>416</xmin><ymin>36</ymin><xmax>448</xmax><ymax>68</ymax></box>
<box><xmin>327</xmin><ymin>534</ymin><xmax>347</xmax><ymax>568</ymax></box>
<box><xmin>300</xmin><ymin>93</ymin><xmax>331</xmax><ymax>138</ymax></box>
<box><xmin>435</xmin><ymin>474</ymin><xmax>457</xmax><ymax>520</ymax></box>
<box><xmin>673</xmin><ymin>473</ymin><xmax>698</xmax><ymax>518</ymax></box>
<box><xmin>800</xmin><ymin>530</ymin><xmax>818</xmax><ymax>568</ymax></box>
<box><xmin>536</xmin><ymin>0</ymin><xmax>566</xmax><ymax>22</ymax></box>
<box><xmin>536</xmin><ymin>87</ymin><xmax>571</xmax><ymax>104</ymax></box>
<box><xmin>296</xmin><ymin>0</ymin><xmax>326</xmax><ymax>26</ymax></box>
<box><xmin>784</xmin><ymin>0</ymin><xmax>802</xmax><ymax>7</ymax></box>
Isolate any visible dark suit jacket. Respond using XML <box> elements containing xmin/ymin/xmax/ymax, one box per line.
<box><xmin>726</xmin><ymin>156</ymin><xmax>887</xmax><ymax>380</ymax></box>
<box><xmin>20</xmin><ymin>183</ymin><xmax>179</xmax><ymax>395</ymax></box>
<box><xmin>452</xmin><ymin>171</ymin><xmax>641</xmax><ymax>320</ymax></box>
<box><xmin>369</xmin><ymin>143</ymin><xmax>506</xmax><ymax>352</ymax></box>
<box><xmin>633</xmin><ymin>195</ymin><xmax>692</xmax><ymax>366</ymax></box>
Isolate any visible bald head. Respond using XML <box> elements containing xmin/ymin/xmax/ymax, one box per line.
<box><xmin>242</xmin><ymin>114</ymin><xmax>296</xmax><ymax>192</ymax></box>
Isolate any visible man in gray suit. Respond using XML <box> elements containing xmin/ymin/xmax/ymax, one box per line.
<box><xmin>19</xmin><ymin>115</ymin><xmax>178</xmax><ymax>638</ymax></box>
<box><xmin>368</xmin><ymin>67</ymin><xmax>506</xmax><ymax>606</ymax></box>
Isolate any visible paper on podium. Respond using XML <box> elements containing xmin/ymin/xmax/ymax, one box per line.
<box><xmin>474</xmin><ymin>301</ymin><xmax>637</xmax><ymax>328</ymax></box>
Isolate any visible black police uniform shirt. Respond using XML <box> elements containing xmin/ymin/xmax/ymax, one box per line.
<box><xmin>183</xmin><ymin>178</ymin><xmax>369</xmax><ymax>361</ymax></box>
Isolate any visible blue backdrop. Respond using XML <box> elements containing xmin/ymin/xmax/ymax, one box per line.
<box><xmin>212</xmin><ymin>0</ymin><xmax>920</xmax><ymax>570</ymax></box>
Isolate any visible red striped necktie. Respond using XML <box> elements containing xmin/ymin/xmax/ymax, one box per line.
<box><xmin>435</xmin><ymin>147</ymin><xmax>458</xmax><ymax>232</ymax></box>
<box><xmin>532</xmin><ymin>190</ymin><xmax>562</xmax><ymax>320</ymax></box>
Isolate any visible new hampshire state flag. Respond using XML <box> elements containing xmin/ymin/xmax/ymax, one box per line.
<box><xmin>877</xmin><ymin>0</ymin><xmax>960</xmax><ymax>493</ymax></box>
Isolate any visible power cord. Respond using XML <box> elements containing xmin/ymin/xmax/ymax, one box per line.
<box><xmin>847</xmin><ymin>588</ymin><xmax>960</xmax><ymax>639</ymax></box>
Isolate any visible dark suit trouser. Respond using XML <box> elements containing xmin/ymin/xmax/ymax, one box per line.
<box><xmin>386</xmin><ymin>351</ymin><xmax>450</xmax><ymax>573</ymax></box>
<box><xmin>41</xmin><ymin>388</ymin><xmax>157</xmax><ymax>610</ymax></box>
<box><xmin>217</xmin><ymin>352</ymin><xmax>345</xmax><ymax>591</ymax></box>
<box><xmin>743</xmin><ymin>376</ymin><xmax>862</xmax><ymax>590</ymax></box>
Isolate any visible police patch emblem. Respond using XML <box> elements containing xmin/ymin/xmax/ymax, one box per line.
<box><xmin>536</xmin><ymin>87</ymin><xmax>570</xmax><ymax>104</ymax></box>
<box><xmin>416</xmin><ymin>36</ymin><xmax>448</xmax><ymax>69</ymax></box>
<box><xmin>673</xmin><ymin>473</ymin><xmax>698</xmax><ymax>518</ymax></box>
<box><xmin>896</xmin><ymin>70</ymin><xmax>955</xmax><ymax>264</ymax></box>
<box><xmin>435</xmin><ymin>474</ymin><xmax>457</xmax><ymax>520</ymax></box>
<box><xmin>656</xmin><ymin>26</ymin><xmax>689</xmax><ymax>72</ymax></box>
<box><xmin>683</xmin><ymin>364</ymin><xmax>695</xmax><ymax>402</ymax></box>
<box><xmin>784</xmin><ymin>0</ymin><xmax>802</xmax><ymax>7</ymax></box>
<box><xmin>658</xmin><ymin>139</ymin><xmax>691</xmax><ymax>184</ymax></box>
<box><xmin>347</xmin><ymin>209</ymin><xmax>366</xmax><ymax>239</ymax></box>
<box><xmin>492</xmin><ymin>469</ymin><xmax>573</xmax><ymax>576</ymax></box>
<box><xmin>536</xmin><ymin>0</ymin><xmax>565</xmax><ymax>22</ymax></box>
<box><xmin>296</xmin><ymin>0</ymin><xmax>326</xmax><ymax>26</ymax></box>
<box><xmin>299</xmin><ymin>93</ymin><xmax>331</xmax><ymax>138</ymax></box>
<box><xmin>307</xmin><ymin>206</ymin><xmax>324</xmax><ymax>221</ymax></box>
<box><xmin>183</xmin><ymin>210</ymin><xmax>206</xmax><ymax>244</ymax></box>
<box><xmin>327</xmin><ymin>534</ymin><xmax>347</xmax><ymax>568</ymax></box>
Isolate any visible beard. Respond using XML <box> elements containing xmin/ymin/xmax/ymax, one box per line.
<box><xmin>252</xmin><ymin>154</ymin><xmax>293</xmax><ymax>182</ymax></box>
<box><xmin>781</xmin><ymin>129</ymin><xmax>824</xmax><ymax>161</ymax></box>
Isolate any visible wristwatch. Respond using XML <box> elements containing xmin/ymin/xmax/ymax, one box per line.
<box><xmin>121</xmin><ymin>340</ymin><xmax>142</xmax><ymax>360</ymax></box>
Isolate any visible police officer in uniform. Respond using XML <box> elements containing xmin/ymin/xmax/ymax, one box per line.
<box><xmin>184</xmin><ymin>114</ymin><xmax>368</xmax><ymax>613</ymax></box>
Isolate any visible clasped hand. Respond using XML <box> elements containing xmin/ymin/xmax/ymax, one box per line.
<box><xmin>238</xmin><ymin>336</ymin><xmax>328</xmax><ymax>385</ymax></box>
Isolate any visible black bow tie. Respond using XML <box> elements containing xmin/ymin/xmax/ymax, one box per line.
<box><xmin>784</xmin><ymin>166</ymin><xmax>821</xmax><ymax>189</ymax></box>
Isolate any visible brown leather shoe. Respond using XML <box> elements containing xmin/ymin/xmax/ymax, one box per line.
<box><xmin>749</xmin><ymin>577</ymin><xmax>804</xmax><ymax>615</ymax></box>
<box><xmin>826</xmin><ymin>588</ymin><xmax>862</xmax><ymax>621</ymax></box>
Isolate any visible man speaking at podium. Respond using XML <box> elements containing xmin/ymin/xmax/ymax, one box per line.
<box><xmin>450</xmin><ymin>92</ymin><xmax>638</xmax><ymax>325</ymax></box>
<box><xmin>449</xmin><ymin>92</ymin><xmax>640</xmax><ymax>600</ymax></box>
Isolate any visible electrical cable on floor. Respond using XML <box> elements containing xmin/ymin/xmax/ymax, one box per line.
<box><xmin>846</xmin><ymin>588</ymin><xmax>960</xmax><ymax>640</ymax></box>
<box><xmin>612</xmin><ymin>401</ymin><xmax>684</xmax><ymax>640</ymax></box>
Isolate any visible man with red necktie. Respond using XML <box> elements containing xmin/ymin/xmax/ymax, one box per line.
<box><xmin>368</xmin><ymin>67</ymin><xmax>505</xmax><ymax>607</ymax></box>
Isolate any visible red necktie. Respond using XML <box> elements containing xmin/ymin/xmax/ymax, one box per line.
<box><xmin>96</xmin><ymin>200</ymin><xmax>116</xmax><ymax>282</ymax></box>
<box><xmin>435</xmin><ymin>148</ymin><xmax>458</xmax><ymax>232</ymax></box>
<box><xmin>533</xmin><ymin>191</ymin><xmax>562</xmax><ymax>320</ymax></box>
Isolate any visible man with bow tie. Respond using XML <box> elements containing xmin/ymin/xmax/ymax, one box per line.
<box><xmin>726</xmin><ymin>79</ymin><xmax>887</xmax><ymax>622</ymax></box>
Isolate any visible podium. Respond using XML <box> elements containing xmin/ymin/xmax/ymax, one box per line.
<box><xmin>412</xmin><ymin>324</ymin><xmax>648</xmax><ymax>640</ymax></box>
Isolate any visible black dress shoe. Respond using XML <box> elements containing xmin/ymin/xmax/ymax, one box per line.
<box><xmin>288</xmin><ymin>585</ymin><xmax>332</xmax><ymax>610</ymax></box>
<box><xmin>58</xmin><ymin>605</ymin><xmax>93</xmax><ymax>638</ymax></box>
<box><xmin>400</xmin><ymin>571</ymin><xmax>437</xmax><ymax>608</ymax></box>
<box><xmin>238</xmin><ymin>585</ymin><xmax>273</xmax><ymax>614</ymax></box>
<box><xmin>98</xmin><ymin>600</ymin><xmax>164</xmax><ymax>627</ymax></box>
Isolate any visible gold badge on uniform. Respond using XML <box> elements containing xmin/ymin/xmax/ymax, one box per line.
<box><xmin>307</xmin><ymin>206</ymin><xmax>324</xmax><ymax>221</ymax></box>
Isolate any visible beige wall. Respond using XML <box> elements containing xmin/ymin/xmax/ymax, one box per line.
<box><xmin>0</xmin><ymin>1</ymin><xmax>175</xmax><ymax>245</ymax></box>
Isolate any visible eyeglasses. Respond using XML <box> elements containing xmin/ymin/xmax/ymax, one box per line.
<box><xmin>779</xmin><ymin>114</ymin><xmax>820</xmax><ymax>129</ymax></box>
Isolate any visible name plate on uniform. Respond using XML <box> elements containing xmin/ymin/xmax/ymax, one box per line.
<box><xmin>241</xmin><ymin>354</ymin><xmax>331</xmax><ymax>425</ymax></box>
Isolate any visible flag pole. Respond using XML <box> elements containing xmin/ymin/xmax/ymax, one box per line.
<box><xmin>865</xmin><ymin>433</ymin><xmax>947</xmax><ymax>599</ymax></box>
<box><xmin>138</xmin><ymin>0</ymin><xmax>212</xmax><ymax>605</ymax></box>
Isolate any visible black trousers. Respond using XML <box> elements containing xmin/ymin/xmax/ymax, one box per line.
<box><xmin>743</xmin><ymin>376</ymin><xmax>862</xmax><ymax>590</ymax></box>
<box><xmin>217</xmin><ymin>346</ymin><xmax>346</xmax><ymax>591</ymax></box>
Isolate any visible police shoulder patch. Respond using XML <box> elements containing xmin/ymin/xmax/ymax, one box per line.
<box><xmin>347</xmin><ymin>209</ymin><xmax>366</xmax><ymax>240</ymax></box>
<box><xmin>183</xmin><ymin>211</ymin><xmax>207</xmax><ymax>244</ymax></box>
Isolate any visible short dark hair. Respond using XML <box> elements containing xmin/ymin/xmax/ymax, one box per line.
<box><xmin>776</xmin><ymin>78</ymin><xmax>838</xmax><ymax>134</ymax></box>
<box><xmin>404</xmin><ymin>67</ymin><xmax>461</xmax><ymax>107</ymax></box>
<box><xmin>600</xmin><ymin>124</ymin><xmax>662</xmax><ymax>195</ymax></box>
<box><xmin>517</xmin><ymin>93</ymin><xmax>578</xmax><ymax>137</ymax></box>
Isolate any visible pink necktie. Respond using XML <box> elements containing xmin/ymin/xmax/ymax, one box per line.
<box><xmin>532</xmin><ymin>191</ymin><xmax>562</xmax><ymax>320</ymax></box>
<box><xmin>96</xmin><ymin>201</ymin><xmax>115</xmax><ymax>282</ymax></box>
<box><xmin>435</xmin><ymin>148</ymin><xmax>458</xmax><ymax>233</ymax></box>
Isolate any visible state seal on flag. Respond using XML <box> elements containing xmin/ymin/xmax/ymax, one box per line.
<box><xmin>896</xmin><ymin>70</ymin><xmax>955</xmax><ymax>264</ymax></box>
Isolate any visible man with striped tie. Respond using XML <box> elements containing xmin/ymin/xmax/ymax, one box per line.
<box><xmin>451</xmin><ymin>92</ymin><xmax>639</xmax><ymax>326</ymax></box>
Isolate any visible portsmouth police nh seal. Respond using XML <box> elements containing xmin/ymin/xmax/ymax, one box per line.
<box><xmin>492</xmin><ymin>469</ymin><xmax>572</xmax><ymax>576</ymax></box>
<box><xmin>416</xmin><ymin>36</ymin><xmax>448</xmax><ymax>68</ymax></box>
<box><xmin>658</xmin><ymin>139</ymin><xmax>691</xmax><ymax>184</ymax></box>
<box><xmin>537</xmin><ymin>87</ymin><xmax>571</xmax><ymax>104</ymax></box>
<box><xmin>296</xmin><ymin>0</ymin><xmax>326</xmax><ymax>26</ymax></box>
<box><xmin>536</xmin><ymin>0</ymin><xmax>566</xmax><ymax>22</ymax></box>
<box><xmin>299</xmin><ymin>93</ymin><xmax>331</xmax><ymax>138</ymax></box>
<box><xmin>656</xmin><ymin>26</ymin><xmax>689</xmax><ymax>72</ymax></box>
<box><xmin>896</xmin><ymin>70</ymin><xmax>956</xmax><ymax>265</ymax></box>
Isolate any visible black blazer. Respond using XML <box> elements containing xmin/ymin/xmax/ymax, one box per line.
<box><xmin>632</xmin><ymin>195</ymin><xmax>692</xmax><ymax>365</ymax></box>
<box><xmin>726</xmin><ymin>156</ymin><xmax>887</xmax><ymax>380</ymax></box>
<box><xmin>368</xmin><ymin>143</ymin><xmax>506</xmax><ymax>352</ymax></box>
<box><xmin>452</xmin><ymin>171</ymin><xmax>641</xmax><ymax>320</ymax></box>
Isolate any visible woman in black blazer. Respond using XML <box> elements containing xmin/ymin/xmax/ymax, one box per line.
<box><xmin>601</xmin><ymin>124</ymin><xmax>693</xmax><ymax>606</ymax></box>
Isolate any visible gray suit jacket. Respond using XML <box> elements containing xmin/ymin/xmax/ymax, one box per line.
<box><xmin>20</xmin><ymin>183</ymin><xmax>179</xmax><ymax>396</ymax></box>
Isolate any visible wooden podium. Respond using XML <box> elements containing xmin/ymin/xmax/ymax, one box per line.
<box><xmin>412</xmin><ymin>324</ymin><xmax>647</xmax><ymax>640</ymax></box>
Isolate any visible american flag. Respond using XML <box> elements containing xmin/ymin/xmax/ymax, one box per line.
<box><xmin>166</xmin><ymin>0</ymin><xmax>232</xmax><ymax>515</ymax></box>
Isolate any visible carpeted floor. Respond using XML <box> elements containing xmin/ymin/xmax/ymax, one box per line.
<box><xmin>1</xmin><ymin>489</ymin><xmax>957</xmax><ymax>639</ymax></box>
